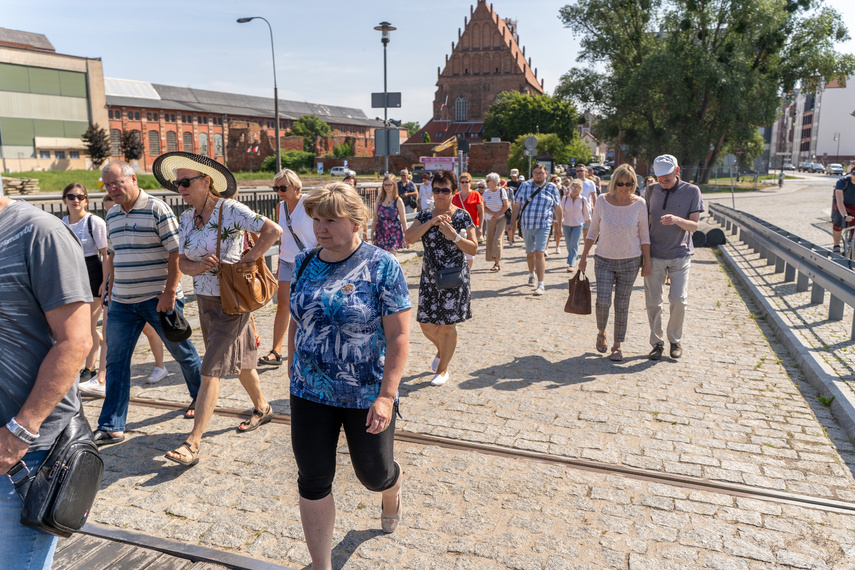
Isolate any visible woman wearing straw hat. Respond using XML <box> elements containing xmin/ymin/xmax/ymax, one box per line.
<box><xmin>153</xmin><ymin>152</ymin><xmax>283</xmax><ymax>466</ymax></box>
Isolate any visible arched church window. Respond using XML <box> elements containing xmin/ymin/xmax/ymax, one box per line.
<box><xmin>455</xmin><ymin>96</ymin><xmax>467</xmax><ymax>122</ymax></box>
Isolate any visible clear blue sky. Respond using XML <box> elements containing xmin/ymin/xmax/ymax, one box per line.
<box><xmin>2</xmin><ymin>0</ymin><xmax>854</xmax><ymax>127</ymax></box>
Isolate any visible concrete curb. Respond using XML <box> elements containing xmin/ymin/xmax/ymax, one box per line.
<box><xmin>717</xmin><ymin>241</ymin><xmax>855</xmax><ymax>442</ymax></box>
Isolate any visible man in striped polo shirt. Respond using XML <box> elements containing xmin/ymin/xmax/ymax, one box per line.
<box><xmin>94</xmin><ymin>161</ymin><xmax>201</xmax><ymax>446</ymax></box>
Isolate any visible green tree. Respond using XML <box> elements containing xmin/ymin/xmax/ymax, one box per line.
<box><xmin>403</xmin><ymin>121</ymin><xmax>421</xmax><ymax>137</ymax></box>
<box><xmin>82</xmin><ymin>124</ymin><xmax>111</xmax><ymax>168</ymax></box>
<box><xmin>333</xmin><ymin>139</ymin><xmax>354</xmax><ymax>158</ymax></box>
<box><xmin>484</xmin><ymin>92</ymin><xmax>580</xmax><ymax>144</ymax></box>
<box><xmin>423</xmin><ymin>132</ymin><xmax>431</xmax><ymax>143</ymax></box>
<box><xmin>507</xmin><ymin>133</ymin><xmax>591</xmax><ymax>175</ymax></box>
<box><xmin>291</xmin><ymin>115</ymin><xmax>332</xmax><ymax>153</ymax></box>
<box><xmin>556</xmin><ymin>0</ymin><xmax>855</xmax><ymax>183</ymax></box>
<box><xmin>122</xmin><ymin>130</ymin><xmax>144</xmax><ymax>160</ymax></box>
<box><xmin>261</xmin><ymin>150</ymin><xmax>315</xmax><ymax>172</ymax></box>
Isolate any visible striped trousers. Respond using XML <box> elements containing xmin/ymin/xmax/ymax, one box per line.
<box><xmin>594</xmin><ymin>255</ymin><xmax>642</xmax><ymax>343</ymax></box>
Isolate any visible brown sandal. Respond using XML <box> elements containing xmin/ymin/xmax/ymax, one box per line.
<box><xmin>596</xmin><ymin>334</ymin><xmax>607</xmax><ymax>353</ymax></box>
<box><xmin>609</xmin><ymin>347</ymin><xmax>623</xmax><ymax>361</ymax></box>
<box><xmin>238</xmin><ymin>405</ymin><xmax>273</xmax><ymax>432</ymax></box>
<box><xmin>165</xmin><ymin>441</ymin><xmax>199</xmax><ymax>466</ymax></box>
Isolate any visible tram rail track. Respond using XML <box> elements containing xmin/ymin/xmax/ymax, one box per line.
<box><xmin>116</xmin><ymin>396</ymin><xmax>855</xmax><ymax>516</ymax></box>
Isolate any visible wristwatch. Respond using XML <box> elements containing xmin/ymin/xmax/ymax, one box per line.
<box><xmin>453</xmin><ymin>234</ymin><xmax>462</xmax><ymax>243</ymax></box>
<box><xmin>6</xmin><ymin>417</ymin><xmax>39</xmax><ymax>444</ymax></box>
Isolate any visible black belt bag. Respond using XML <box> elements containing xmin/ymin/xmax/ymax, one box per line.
<box><xmin>7</xmin><ymin>407</ymin><xmax>104</xmax><ymax>537</ymax></box>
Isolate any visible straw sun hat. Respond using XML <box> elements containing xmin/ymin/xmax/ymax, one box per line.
<box><xmin>152</xmin><ymin>151</ymin><xmax>237</xmax><ymax>198</ymax></box>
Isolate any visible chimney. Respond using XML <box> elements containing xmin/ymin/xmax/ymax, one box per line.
<box><xmin>522</xmin><ymin>45</ymin><xmax>526</xmax><ymax>56</ymax></box>
<box><xmin>528</xmin><ymin>56</ymin><xmax>532</xmax><ymax>67</ymax></box>
<box><xmin>535</xmin><ymin>67</ymin><xmax>538</xmax><ymax>78</ymax></box>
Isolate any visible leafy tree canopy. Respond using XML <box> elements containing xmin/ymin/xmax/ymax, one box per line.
<box><xmin>555</xmin><ymin>0</ymin><xmax>855</xmax><ymax>183</ymax></box>
<box><xmin>507</xmin><ymin>133</ymin><xmax>591</xmax><ymax>174</ymax></box>
<box><xmin>403</xmin><ymin>121</ymin><xmax>421</xmax><ymax>137</ymax></box>
<box><xmin>82</xmin><ymin>124</ymin><xmax>111</xmax><ymax>168</ymax></box>
<box><xmin>484</xmin><ymin>92</ymin><xmax>580</xmax><ymax>144</ymax></box>
<box><xmin>291</xmin><ymin>115</ymin><xmax>331</xmax><ymax>153</ymax></box>
<box><xmin>122</xmin><ymin>130</ymin><xmax>144</xmax><ymax>161</ymax></box>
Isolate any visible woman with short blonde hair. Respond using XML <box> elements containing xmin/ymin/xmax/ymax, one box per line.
<box><xmin>578</xmin><ymin>164</ymin><xmax>651</xmax><ymax>361</ymax></box>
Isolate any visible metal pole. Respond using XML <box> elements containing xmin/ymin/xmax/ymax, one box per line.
<box><xmin>264</xmin><ymin>18</ymin><xmax>281</xmax><ymax>174</ymax></box>
<box><xmin>383</xmin><ymin>41</ymin><xmax>389</xmax><ymax>175</ymax></box>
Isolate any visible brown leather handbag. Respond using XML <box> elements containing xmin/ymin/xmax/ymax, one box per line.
<box><xmin>564</xmin><ymin>271</ymin><xmax>592</xmax><ymax>315</ymax></box>
<box><xmin>215</xmin><ymin>204</ymin><xmax>278</xmax><ymax>315</ymax></box>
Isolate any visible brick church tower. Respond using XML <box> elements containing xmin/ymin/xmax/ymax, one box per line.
<box><xmin>409</xmin><ymin>1</ymin><xmax>544</xmax><ymax>145</ymax></box>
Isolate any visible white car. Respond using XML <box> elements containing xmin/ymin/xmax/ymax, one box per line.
<box><xmin>330</xmin><ymin>166</ymin><xmax>356</xmax><ymax>177</ymax></box>
<box><xmin>828</xmin><ymin>163</ymin><xmax>844</xmax><ymax>176</ymax></box>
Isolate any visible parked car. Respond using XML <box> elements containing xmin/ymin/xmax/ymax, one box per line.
<box><xmin>782</xmin><ymin>162</ymin><xmax>795</xmax><ymax>171</ymax></box>
<box><xmin>828</xmin><ymin>163</ymin><xmax>844</xmax><ymax>175</ymax></box>
<box><xmin>330</xmin><ymin>166</ymin><xmax>356</xmax><ymax>177</ymax></box>
<box><xmin>589</xmin><ymin>163</ymin><xmax>611</xmax><ymax>177</ymax></box>
<box><xmin>810</xmin><ymin>162</ymin><xmax>825</xmax><ymax>173</ymax></box>
<box><xmin>798</xmin><ymin>161</ymin><xmax>812</xmax><ymax>172</ymax></box>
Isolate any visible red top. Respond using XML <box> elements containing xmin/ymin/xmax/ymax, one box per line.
<box><xmin>452</xmin><ymin>191</ymin><xmax>483</xmax><ymax>226</ymax></box>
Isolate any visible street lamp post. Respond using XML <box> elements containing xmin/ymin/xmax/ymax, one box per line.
<box><xmin>374</xmin><ymin>21</ymin><xmax>396</xmax><ymax>174</ymax></box>
<box><xmin>237</xmin><ymin>16</ymin><xmax>281</xmax><ymax>173</ymax></box>
<box><xmin>834</xmin><ymin>132</ymin><xmax>841</xmax><ymax>162</ymax></box>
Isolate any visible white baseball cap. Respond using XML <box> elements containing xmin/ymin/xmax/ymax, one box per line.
<box><xmin>653</xmin><ymin>154</ymin><xmax>679</xmax><ymax>177</ymax></box>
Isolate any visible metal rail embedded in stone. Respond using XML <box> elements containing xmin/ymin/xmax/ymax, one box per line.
<box><xmin>709</xmin><ymin>202</ymin><xmax>855</xmax><ymax>339</ymax></box>
<box><xmin>126</xmin><ymin>396</ymin><xmax>855</xmax><ymax>516</ymax></box>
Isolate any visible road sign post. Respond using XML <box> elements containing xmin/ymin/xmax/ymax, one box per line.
<box><xmin>523</xmin><ymin>136</ymin><xmax>538</xmax><ymax>179</ymax></box>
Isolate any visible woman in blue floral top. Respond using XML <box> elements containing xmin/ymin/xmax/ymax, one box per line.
<box><xmin>288</xmin><ymin>182</ymin><xmax>411</xmax><ymax>564</ymax></box>
<box><xmin>153</xmin><ymin>152</ymin><xmax>283</xmax><ymax>467</ymax></box>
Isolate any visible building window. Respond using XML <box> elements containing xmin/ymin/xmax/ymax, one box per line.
<box><xmin>39</xmin><ymin>150</ymin><xmax>50</xmax><ymax>159</ymax></box>
<box><xmin>149</xmin><ymin>130</ymin><xmax>160</xmax><ymax>156</ymax></box>
<box><xmin>199</xmin><ymin>132</ymin><xmax>208</xmax><ymax>157</ymax></box>
<box><xmin>166</xmin><ymin>131</ymin><xmax>177</xmax><ymax>152</ymax></box>
<box><xmin>214</xmin><ymin>134</ymin><xmax>224</xmax><ymax>157</ymax></box>
<box><xmin>110</xmin><ymin>128</ymin><xmax>122</xmax><ymax>156</ymax></box>
<box><xmin>55</xmin><ymin>150</ymin><xmax>66</xmax><ymax>159</ymax></box>
<box><xmin>108</xmin><ymin>110</ymin><xmax>113</xmax><ymax>119</ymax></box>
<box><xmin>183</xmin><ymin>131</ymin><xmax>193</xmax><ymax>152</ymax></box>
<box><xmin>455</xmin><ymin>95</ymin><xmax>467</xmax><ymax>122</ymax></box>
<box><xmin>70</xmin><ymin>151</ymin><xmax>80</xmax><ymax>159</ymax></box>
<box><xmin>134</xmin><ymin>112</ymin><xmax>140</xmax><ymax>121</ymax></box>
<box><xmin>146</xmin><ymin>112</ymin><xmax>152</xmax><ymax>121</ymax></box>
<box><xmin>153</xmin><ymin>113</ymin><xmax>159</xmax><ymax>121</ymax></box>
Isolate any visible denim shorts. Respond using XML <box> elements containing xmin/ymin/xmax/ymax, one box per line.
<box><xmin>278</xmin><ymin>259</ymin><xmax>295</xmax><ymax>282</ymax></box>
<box><xmin>522</xmin><ymin>227</ymin><xmax>550</xmax><ymax>254</ymax></box>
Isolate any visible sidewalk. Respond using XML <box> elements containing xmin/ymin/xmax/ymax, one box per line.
<box><xmin>81</xmin><ymin>238</ymin><xmax>855</xmax><ymax>568</ymax></box>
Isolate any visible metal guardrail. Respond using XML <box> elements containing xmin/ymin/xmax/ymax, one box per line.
<box><xmin>709</xmin><ymin>203</ymin><xmax>855</xmax><ymax>339</ymax></box>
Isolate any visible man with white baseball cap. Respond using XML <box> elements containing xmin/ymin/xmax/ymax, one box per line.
<box><xmin>643</xmin><ymin>154</ymin><xmax>704</xmax><ymax>360</ymax></box>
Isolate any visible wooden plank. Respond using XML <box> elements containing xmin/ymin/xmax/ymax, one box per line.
<box><xmin>52</xmin><ymin>535</ymin><xmax>111</xmax><ymax>569</ymax></box>
<box><xmin>104</xmin><ymin>547</ymin><xmax>168</xmax><ymax>570</ymax></box>
<box><xmin>54</xmin><ymin>533</ymin><xmax>86</xmax><ymax>555</ymax></box>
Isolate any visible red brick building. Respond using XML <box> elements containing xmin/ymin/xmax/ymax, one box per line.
<box><xmin>408</xmin><ymin>0</ymin><xmax>545</xmax><ymax>145</ymax></box>
<box><xmin>105</xmin><ymin>78</ymin><xmax>386</xmax><ymax>172</ymax></box>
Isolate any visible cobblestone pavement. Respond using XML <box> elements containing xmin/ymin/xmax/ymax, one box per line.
<box><xmin>83</xmin><ymin>229</ymin><xmax>855</xmax><ymax>569</ymax></box>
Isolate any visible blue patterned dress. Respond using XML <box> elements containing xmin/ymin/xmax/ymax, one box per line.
<box><xmin>289</xmin><ymin>242</ymin><xmax>411</xmax><ymax>409</ymax></box>
<box><xmin>374</xmin><ymin>199</ymin><xmax>406</xmax><ymax>252</ymax></box>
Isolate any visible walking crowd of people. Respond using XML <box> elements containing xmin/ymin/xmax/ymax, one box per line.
<box><xmin>1</xmin><ymin>150</ymin><xmax>706</xmax><ymax>569</ymax></box>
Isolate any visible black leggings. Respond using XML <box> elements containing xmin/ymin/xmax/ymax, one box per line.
<box><xmin>290</xmin><ymin>395</ymin><xmax>399</xmax><ymax>501</ymax></box>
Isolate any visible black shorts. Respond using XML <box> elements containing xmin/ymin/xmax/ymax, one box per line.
<box><xmin>85</xmin><ymin>255</ymin><xmax>103</xmax><ymax>299</ymax></box>
<box><xmin>290</xmin><ymin>395</ymin><xmax>399</xmax><ymax>501</ymax></box>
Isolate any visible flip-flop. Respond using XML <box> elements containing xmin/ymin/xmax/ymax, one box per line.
<box><xmin>92</xmin><ymin>429</ymin><xmax>124</xmax><ymax>447</ymax></box>
<box><xmin>165</xmin><ymin>442</ymin><xmax>199</xmax><ymax>467</ymax></box>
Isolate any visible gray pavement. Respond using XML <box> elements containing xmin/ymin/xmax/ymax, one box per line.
<box><xmin>80</xmin><ymin>232</ymin><xmax>855</xmax><ymax>569</ymax></box>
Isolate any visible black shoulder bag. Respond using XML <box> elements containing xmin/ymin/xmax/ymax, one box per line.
<box><xmin>7</xmin><ymin>407</ymin><xmax>104</xmax><ymax>537</ymax></box>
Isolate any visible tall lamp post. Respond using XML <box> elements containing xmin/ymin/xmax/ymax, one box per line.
<box><xmin>237</xmin><ymin>16</ymin><xmax>281</xmax><ymax>173</ymax></box>
<box><xmin>834</xmin><ymin>132</ymin><xmax>841</xmax><ymax>163</ymax></box>
<box><xmin>374</xmin><ymin>21</ymin><xmax>395</xmax><ymax>174</ymax></box>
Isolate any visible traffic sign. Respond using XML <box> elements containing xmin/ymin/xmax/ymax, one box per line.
<box><xmin>523</xmin><ymin>149</ymin><xmax>536</xmax><ymax>156</ymax></box>
<box><xmin>524</xmin><ymin>136</ymin><xmax>538</xmax><ymax>150</ymax></box>
<box><xmin>371</xmin><ymin>92</ymin><xmax>402</xmax><ymax>108</ymax></box>
<box><xmin>344</xmin><ymin>160</ymin><xmax>348</xmax><ymax>168</ymax></box>
<box><xmin>317</xmin><ymin>162</ymin><xmax>323</xmax><ymax>174</ymax></box>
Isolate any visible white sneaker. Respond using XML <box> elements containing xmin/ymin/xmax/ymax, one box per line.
<box><xmin>554</xmin><ymin>246</ymin><xmax>561</xmax><ymax>255</ymax></box>
<box><xmin>79</xmin><ymin>378</ymin><xmax>106</xmax><ymax>397</ymax></box>
<box><xmin>527</xmin><ymin>274</ymin><xmax>536</xmax><ymax>286</ymax></box>
<box><xmin>533</xmin><ymin>285</ymin><xmax>545</xmax><ymax>296</ymax></box>
<box><xmin>430</xmin><ymin>356</ymin><xmax>440</xmax><ymax>373</ymax></box>
<box><xmin>146</xmin><ymin>366</ymin><xmax>169</xmax><ymax>384</ymax></box>
<box><xmin>430</xmin><ymin>371</ymin><xmax>449</xmax><ymax>386</ymax></box>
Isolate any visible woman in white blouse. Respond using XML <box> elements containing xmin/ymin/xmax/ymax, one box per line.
<box><xmin>61</xmin><ymin>183</ymin><xmax>108</xmax><ymax>383</ymax></box>
<box><xmin>258</xmin><ymin>169</ymin><xmax>318</xmax><ymax>367</ymax></box>
<box><xmin>578</xmin><ymin>164</ymin><xmax>651</xmax><ymax>362</ymax></box>
<box><xmin>481</xmin><ymin>172</ymin><xmax>509</xmax><ymax>271</ymax></box>
<box><xmin>561</xmin><ymin>179</ymin><xmax>591</xmax><ymax>271</ymax></box>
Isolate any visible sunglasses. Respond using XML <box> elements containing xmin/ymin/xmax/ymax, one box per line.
<box><xmin>273</xmin><ymin>185</ymin><xmax>291</xmax><ymax>192</ymax></box>
<box><xmin>460</xmin><ymin>180</ymin><xmax>471</xmax><ymax>184</ymax></box>
<box><xmin>614</xmin><ymin>182</ymin><xmax>634</xmax><ymax>187</ymax></box>
<box><xmin>64</xmin><ymin>194</ymin><xmax>86</xmax><ymax>201</ymax></box>
<box><xmin>432</xmin><ymin>187</ymin><xmax>453</xmax><ymax>195</ymax></box>
<box><xmin>175</xmin><ymin>175</ymin><xmax>203</xmax><ymax>188</ymax></box>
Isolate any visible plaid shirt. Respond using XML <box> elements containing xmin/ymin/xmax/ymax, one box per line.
<box><xmin>513</xmin><ymin>180</ymin><xmax>560</xmax><ymax>229</ymax></box>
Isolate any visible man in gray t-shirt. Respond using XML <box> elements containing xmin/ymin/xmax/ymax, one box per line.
<box><xmin>0</xmin><ymin>196</ymin><xmax>93</xmax><ymax>566</ymax></box>
<box><xmin>644</xmin><ymin>155</ymin><xmax>704</xmax><ymax>361</ymax></box>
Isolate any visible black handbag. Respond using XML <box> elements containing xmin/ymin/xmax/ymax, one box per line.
<box><xmin>8</xmin><ymin>407</ymin><xmax>104</xmax><ymax>538</ymax></box>
<box><xmin>435</xmin><ymin>264</ymin><xmax>466</xmax><ymax>289</ymax></box>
